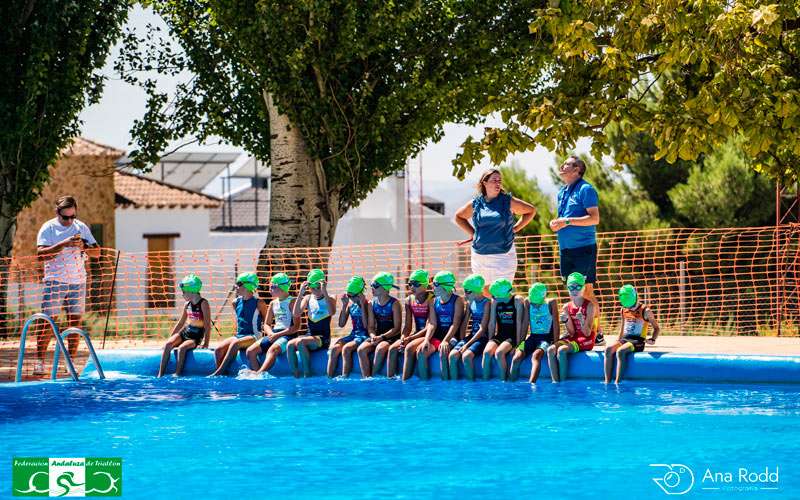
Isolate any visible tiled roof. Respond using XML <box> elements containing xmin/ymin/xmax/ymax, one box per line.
<box><xmin>63</xmin><ymin>137</ymin><xmax>125</xmax><ymax>157</ymax></box>
<box><xmin>114</xmin><ymin>171</ymin><xmax>222</xmax><ymax>209</ymax></box>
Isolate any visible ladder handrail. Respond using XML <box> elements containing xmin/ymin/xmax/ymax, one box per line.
<box><xmin>15</xmin><ymin>313</ymin><xmax>78</xmax><ymax>383</ymax></box>
<box><xmin>52</xmin><ymin>327</ymin><xmax>105</xmax><ymax>380</ymax></box>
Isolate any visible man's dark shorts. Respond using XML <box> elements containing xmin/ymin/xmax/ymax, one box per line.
<box><xmin>559</xmin><ymin>244</ymin><xmax>597</xmax><ymax>284</ymax></box>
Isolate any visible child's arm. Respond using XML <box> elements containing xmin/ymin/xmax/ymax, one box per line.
<box><xmin>367</xmin><ymin>300</ymin><xmax>378</xmax><ymax>339</ymax></box>
<box><xmin>382</xmin><ymin>299</ymin><xmax>403</xmax><ymax>342</ymax></box>
<box><xmin>292</xmin><ymin>288</ymin><xmax>309</xmax><ymax>318</ymax></box>
<box><xmin>561</xmin><ymin>303</ymin><xmax>575</xmax><ymax>338</ymax></box>
<box><xmin>645</xmin><ymin>307</ymin><xmax>660</xmax><ymax>343</ymax></box>
<box><xmin>325</xmin><ymin>288</ymin><xmax>337</xmax><ymax>317</ymax></box>
<box><xmin>549</xmin><ymin>300</ymin><xmax>560</xmax><ymax>344</ymax></box>
<box><xmin>521</xmin><ymin>299</ymin><xmax>531</xmax><ymax>341</ymax></box>
<box><xmin>260</xmin><ymin>300</ymin><xmax>275</xmax><ymax>338</ymax></box>
<box><xmin>284</xmin><ymin>298</ymin><xmax>301</xmax><ymax>336</ymax></box>
<box><xmin>338</xmin><ymin>294</ymin><xmax>351</xmax><ymax>328</ymax></box>
<box><xmin>424</xmin><ymin>301</ymin><xmax>438</xmax><ymax>340</ymax></box>
<box><xmin>618</xmin><ymin>312</ymin><xmax>625</xmax><ymax>341</ymax></box>
<box><xmin>583</xmin><ymin>302</ymin><xmax>596</xmax><ymax>336</ymax></box>
<box><xmin>200</xmin><ymin>300</ymin><xmax>212</xmax><ymax>348</ymax></box>
<box><xmin>488</xmin><ymin>300</ymin><xmax>498</xmax><ymax>339</ymax></box>
<box><xmin>402</xmin><ymin>300</ymin><xmax>413</xmax><ymax>338</ymax></box>
<box><xmin>477</xmin><ymin>300</ymin><xmax>491</xmax><ymax>339</ymax></box>
<box><xmin>172</xmin><ymin>307</ymin><xmax>188</xmax><ymax>336</ymax></box>
<box><xmin>514</xmin><ymin>296</ymin><xmax>525</xmax><ymax>345</ymax></box>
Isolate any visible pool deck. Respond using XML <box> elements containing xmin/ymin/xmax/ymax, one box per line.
<box><xmin>2</xmin><ymin>335</ymin><xmax>799</xmax><ymax>382</ymax></box>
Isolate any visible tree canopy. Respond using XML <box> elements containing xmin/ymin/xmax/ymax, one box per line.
<box><xmin>454</xmin><ymin>1</ymin><xmax>800</xmax><ymax>183</ymax></box>
<box><xmin>0</xmin><ymin>0</ymin><xmax>129</xmax><ymax>257</ymax></box>
<box><xmin>121</xmin><ymin>0</ymin><xmax>548</xmax><ymax>246</ymax></box>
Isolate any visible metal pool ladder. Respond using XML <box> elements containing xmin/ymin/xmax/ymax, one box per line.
<box><xmin>15</xmin><ymin>313</ymin><xmax>105</xmax><ymax>382</ymax></box>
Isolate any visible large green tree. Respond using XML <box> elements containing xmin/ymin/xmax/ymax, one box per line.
<box><xmin>120</xmin><ymin>0</ymin><xmax>547</xmax><ymax>249</ymax></box>
<box><xmin>0</xmin><ymin>0</ymin><xmax>129</xmax><ymax>258</ymax></box>
<box><xmin>454</xmin><ymin>1</ymin><xmax>800</xmax><ymax>182</ymax></box>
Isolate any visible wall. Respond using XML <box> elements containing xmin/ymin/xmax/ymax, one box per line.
<box><xmin>13</xmin><ymin>155</ymin><xmax>116</xmax><ymax>259</ymax></box>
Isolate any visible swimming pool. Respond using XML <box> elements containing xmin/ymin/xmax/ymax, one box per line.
<box><xmin>2</xmin><ymin>375</ymin><xmax>798</xmax><ymax>498</ymax></box>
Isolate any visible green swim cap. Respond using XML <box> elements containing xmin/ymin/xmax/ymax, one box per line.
<box><xmin>463</xmin><ymin>274</ymin><xmax>485</xmax><ymax>294</ymax></box>
<box><xmin>307</xmin><ymin>268</ymin><xmax>325</xmax><ymax>288</ymax></box>
<box><xmin>236</xmin><ymin>272</ymin><xmax>259</xmax><ymax>293</ymax></box>
<box><xmin>372</xmin><ymin>272</ymin><xmax>398</xmax><ymax>291</ymax></box>
<box><xmin>179</xmin><ymin>274</ymin><xmax>202</xmax><ymax>293</ymax></box>
<box><xmin>489</xmin><ymin>278</ymin><xmax>513</xmax><ymax>299</ymax></box>
<box><xmin>567</xmin><ymin>272</ymin><xmax>586</xmax><ymax>289</ymax></box>
<box><xmin>346</xmin><ymin>275</ymin><xmax>366</xmax><ymax>295</ymax></box>
<box><xmin>528</xmin><ymin>282</ymin><xmax>547</xmax><ymax>304</ymax></box>
<box><xmin>619</xmin><ymin>284</ymin><xmax>638</xmax><ymax>308</ymax></box>
<box><xmin>408</xmin><ymin>269</ymin><xmax>429</xmax><ymax>287</ymax></box>
<box><xmin>433</xmin><ymin>271</ymin><xmax>456</xmax><ymax>292</ymax></box>
<box><xmin>270</xmin><ymin>272</ymin><xmax>291</xmax><ymax>293</ymax></box>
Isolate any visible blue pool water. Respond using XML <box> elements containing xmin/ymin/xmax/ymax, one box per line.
<box><xmin>1</xmin><ymin>376</ymin><xmax>799</xmax><ymax>499</ymax></box>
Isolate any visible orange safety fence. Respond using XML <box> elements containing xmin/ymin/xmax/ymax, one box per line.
<box><xmin>1</xmin><ymin>224</ymin><xmax>798</xmax><ymax>381</ymax></box>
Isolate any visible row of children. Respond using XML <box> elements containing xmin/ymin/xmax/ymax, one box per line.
<box><xmin>158</xmin><ymin>268</ymin><xmax>660</xmax><ymax>384</ymax></box>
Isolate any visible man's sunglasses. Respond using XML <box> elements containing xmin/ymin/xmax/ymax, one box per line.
<box><xmin>58</xmin><ymin>212</ymin><xmax>76</xmax><ymax>220</ymax></box>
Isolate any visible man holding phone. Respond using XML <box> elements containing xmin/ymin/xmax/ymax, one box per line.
<box><xmin>34</xmin><ymin>195</ymin><xmax>100</xmax><ymax>372</ymax></box>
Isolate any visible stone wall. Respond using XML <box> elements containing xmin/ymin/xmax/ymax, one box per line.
<box><xmin>12</xmin><ymin>153</ymin><xmax>117</xmax><ymax>261</ymax></box>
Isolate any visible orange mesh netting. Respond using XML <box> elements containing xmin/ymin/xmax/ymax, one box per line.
<box><xmin>1</xmin><ymin>224</ymin><xmax>798</xmax><ymax>380</ymax></box>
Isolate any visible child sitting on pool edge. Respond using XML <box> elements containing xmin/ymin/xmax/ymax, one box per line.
<box><xmin>210</xmin><ymin>272</ymin><xmax>269</xmax><ymax>376</ymax></box>
<box><xmin>604</xmin><ymin>284</ymin><xmax>660</xmax><ymax>384</ymax></box>
<box><xmin>547</xmin><ymin>272</ymin><xmax>597</xmax><ymax>382</ymax></box>
<box><xmin>157</xmin><ymin>274</ymin><xmax>211</xmax><ymax>377</ymax></box>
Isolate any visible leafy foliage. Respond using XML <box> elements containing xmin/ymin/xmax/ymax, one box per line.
<box><xmin>454</xmin><ymin>1</ymin><xmax>800</xmax><ymax>182</ymax></box>
<box><xmin>0</xmin><ymin>0</ymin><xmax>129</xmax><ymax>254</ymax></box>
<box><xmin>120</xmin><ymin>0</ymin><xmax>548</xmax><ymax>214</ymax></box>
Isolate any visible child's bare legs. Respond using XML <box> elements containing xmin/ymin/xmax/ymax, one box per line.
<box><xmin>448</xmin><ymin>349</ymin><xmax>462</xmax><ymax>381</ymax></box>
<box><xmin>174</xmin><ymin>339</ymin><xmax>197</xmax><ymax>376</ymax></box>
<box><xmin>157</xmin><ymin>333</ymin><xmax>183</xmax><ymax>377</ymax></box>
<box><xmin>401</xmin><ymin>338</ymin><xmax>425</xmax><ymax>381</ymax></box>
<box><xmin>615</xmin><ymin>342</ymin><xmax>635</xmax><ymax>384</ymax></box>
<box><xmin>327</xmin><ymin>343</ymin><xmax>344</xmax><ymax>378</ymax></box>
<box><xmin>245</xmin><ymin>341</ymin><xmax>263</xmax><ymax>370</ymax></box>
<box><xmin>257</xmin><ymin>342</ymin><xmax>283</xmax><ymax>374</ymax></box>
<box><xmin>557</xmin><ymin>344</ymin><xmax>571</xmax><ymax>381</ymax></box>
<box><xmin>494</xmin><ymin>341</ymin><xmax>514</xmax><ymax>381</ymax></box>
<box><xmin>373</xmin><ymin>341</ymin><xmax>390</xmax><ymax>376</ymax></box>
<box><xmin>210</xmin><ymin>337</ymin><xmax>253</xmax><ymax>376</ymax></box>
<box><xmin>509</xmin><ymin>349</ymin><xmax>525</xmax><ymax>382</ymax></box>
<box><xmin>462</xmin><ymin>350</ymin><xmax>476</xmax><ymax>381</ymax></box>
<box><xmin>387</xmin><ymin>339</ymin><xmax>404</xmax><ymax>378</ymax></box>
<box><xmin>416</xmin><ymin>342</ymin><xmax>436</xmax><ymax>380</ymax></box>
<box><xmin>604</xmin><ymin>342</ymin><xmax>623</xmax><ymax>384</ymax></box>
<box><xmin>439</xmin><ymin>343</ymin><xmax>452</xmax><ymax>380</ymax></box>
<box><xmin>529</xmin><ymin>349</ymin><xmax>545</xmax><ymax>383</ymax></box>
<box><xmin>357</xmin><ymin>341</ymin><xmax>377</xmax><ymax>378</ymax></box>
<box><xmin>482</xmin><ymin>341</ymin><xmax>499</xmax><ymax>380</ymax></box>
<box><xmin>341</xmin><ymin>340</ymin><xmax>359</xmax><ymax>377</ymax></box>
<box><xmin>294</xmin><ymin>337</ymin><xmax>321</xmax><ymax>377</ymax></box>
<box><xmin>286</xmin><ymin>338</ymin><xmax>302</xmax><ymax>377</ymax></box>
<box><xmin>547</xmin><ymin>344</ymin><xmax>560</xmax><ymax>382</ymax></box>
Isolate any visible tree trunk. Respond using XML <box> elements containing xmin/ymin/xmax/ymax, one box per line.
<box><xmin>258</xmin><ymin>92</ymin><xmax>340</xmax><ymax>287</ymax></box>
<box><xmin>0</xmin><ymin>190</ymin><xmax>17</xmax><ymax>337</ymax></box>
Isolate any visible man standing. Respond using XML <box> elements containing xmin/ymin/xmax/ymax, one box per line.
<box><xmin>35</xmin><ymin>196</ymin><xmax>100</xmax><ymax>372</ymax></box>
<box><xmin>549</xmin><ymin>156</ymin><xmax>604</xmax><ymax>345</ymax></box>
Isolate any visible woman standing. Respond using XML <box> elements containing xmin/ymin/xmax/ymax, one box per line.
<box><xmin>454</xmin><ymin>169</ymin><xmax>537</xmax><ymax>293</ymax></box>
